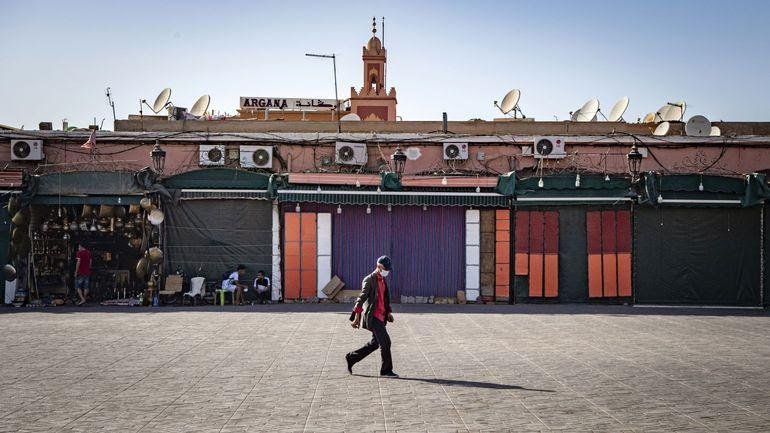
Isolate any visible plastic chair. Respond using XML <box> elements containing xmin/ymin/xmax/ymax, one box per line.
<box><xmin>183</xmin><ymin>277</ymin><xmax>205</xmax><ymax>305</ymax></box>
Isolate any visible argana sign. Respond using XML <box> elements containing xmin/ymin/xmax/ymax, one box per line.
<box><xmin>240</xmin><ymin>97</ymin><xmax>339</xmax><ymax>111</ymax></box>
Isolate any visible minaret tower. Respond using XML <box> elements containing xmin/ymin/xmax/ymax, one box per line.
<box><xmin>350</xmin><ymin>17</ymin><xmax>397</xmax><ymax>121</ymax></box>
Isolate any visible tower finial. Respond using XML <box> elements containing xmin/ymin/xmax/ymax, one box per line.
<box><xmin>372</xmin><ymin>16</ymin><xmax>377</xmax><ymax>35</ymax></box>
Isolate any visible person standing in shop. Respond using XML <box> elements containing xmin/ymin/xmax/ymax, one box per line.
<box><xmin>345</xmin><ymin>255</ymin><xmax>398</xmax><ymax>377</ymax></box>
<box><xmin>75</xmin><ymin>243</ymin><xmax>92</xmax><ymax>305</ymax></box>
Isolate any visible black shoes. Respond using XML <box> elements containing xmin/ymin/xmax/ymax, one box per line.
<box><xmin>345</xmin><ymin>354</ymin><xmax>354</xmax><ymax>374</ymax></box>
<box><xmin>380</xmin><ymin>371</ymin><xmax>399</xmax><ymax>378</ymax></box>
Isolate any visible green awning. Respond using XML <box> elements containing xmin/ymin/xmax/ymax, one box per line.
<box><xmin>642</xmin><ymin>173</ymin><xmax>769</xmax><ymax>207</ymax></box>
<box><xmin>163</xmin><ymin>168</ymin><xmax>270</xmax><ymax>190</ymax></box>
<box><xmin>496</xmin><ymin>172</ymin><xmax>633</xmax><ymax>205</ymax></box>
<box><xmin>278</xmin><ymin>190</ymin><xmax>509</xmax><ymax>207</ymax></box>
<box><xmin>32</xmin><ymin>171</ymin><xmax>143</xmax><ymax>196</ymax></box>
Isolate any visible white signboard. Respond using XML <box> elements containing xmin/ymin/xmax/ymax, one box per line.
<box><xmin>240</xmin><ymin>97</ymin><xmax>338</xmax><ymax>111</ymax></box>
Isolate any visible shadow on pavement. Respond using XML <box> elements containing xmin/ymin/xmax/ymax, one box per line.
<box><xmin>354</xmin><ymin>374</ymin><xmax>555</xmax><ymax>392</ymax></box>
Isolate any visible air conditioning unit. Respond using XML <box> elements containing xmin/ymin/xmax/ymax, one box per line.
<box><xmin>199</xmin><ymin>144</ymin><xmax>226</xmax><ymax>166</ymax></box>
<box><xmin>443</xmin><ymin>142</ymin><xmax>468</xmax><ymax>160</ymax></box>
<box><xmin>335</xmin><ymin>141</ymin><xmax>367</xmax><ymax>165</ymax></box>
<box><xmin>239</xmin><ymin>145</ymin><xmax>273</xmax><ymax>168</ymax></box>
<box><xmin>532</xmin><ymin>137</ymin><xmax>566</xmax><ymax>159</ymax></box>
<box><xmin>10</xmin><ymin>140</ymin><xmax>44</xmax><ymax>161</ymax></box>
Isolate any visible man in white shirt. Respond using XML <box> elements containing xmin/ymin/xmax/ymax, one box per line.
<box><xmin>253</xmin><ymin>270</ymin><xmax>271</xmax><ymax>304</ymax></box>
<box><xmin>222</xmin><ymin>264</ymin><xmax>248</xmax><ymax>305</ymax></box>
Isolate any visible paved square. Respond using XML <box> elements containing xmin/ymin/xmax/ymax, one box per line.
<box><xmin>1</xmin><ymin>304</ymin><xmax>768</xmax><ymax>432</ymax></box>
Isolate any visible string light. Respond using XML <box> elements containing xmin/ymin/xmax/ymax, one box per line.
<box><xmin>538</xmin><ymin>177</ymin><xmax>544</xmax><ymax>188</ymax></box>
<box><xmin>337</xmin><ymin>205</ymin><xmax>342</xmax><ymax>214</ymax></box>
<box><xmin>366</xmin><ymin>205</ymin><xmax>372</xmax><ymax>214</ymax></box>
<box><xmin>575</xmin><ymin>173</ymin><xmax>581</xmax><ymax>187</ymax></box>
<box><xmin>387</xmin><ymin>204</ymin><xmax>392</xmax><ymax>212</ymax></box>
<box><xmin>605</xmin><ymin>174</ymin><xmax>610</xmax><ymax>182</ymax></box>
<box><xmin>441</xmin><ymin>177</ymin><xmax>448</xmax><ymax>185</ymax></box>
<box><xmin>295</xmin><ymin>204</ymin><xmax>301</xmax><ymax>213</ymax></box>
<box><xmin>657</xmin><ymin>194</ymin><xmax>663</xmax><ymax>204</ymax></box>
<box><xmin>475</xmin><ymin>186</ymin><xmax>481</xmax><ymax>193</ymax></box>
<box><xmin>355</xmin><ymin>179</ymin><xmax>361</xmax><ymax>188</ymax></box>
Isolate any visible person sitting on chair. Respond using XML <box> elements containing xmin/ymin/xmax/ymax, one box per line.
<box><xmin>222</xmin><ymin>264</ymin><xmax>248</xmax><ymax>305</ymax></box>
<box><xmin>253</xmin><ymin>270</ymin><xmax>271</xmax><ymax>304</ymax></box>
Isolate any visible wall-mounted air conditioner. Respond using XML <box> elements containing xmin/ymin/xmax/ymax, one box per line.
<box><xmin>532</xmin><ymin>137</ymin><xmax>566</xmax><ymax>159</ymax></box>
<box><xmin>199</xmin><ymin>144</ymin><xmax>226</xmax><ymax>166</ymax></box>
<box><xmin>443</xmin><ymin>142</ymin><xmax>468</xmax><ymax>160</ymax></box>
<box><xmin>335</xmin><ymin>141</ymin><xmax>367</xmax><ymax>165</ymax></box>
<box><xmin>239</xmin><ymin>145</ymin><xmax>273</xmax><ymax>168</ymax></box>
<box><xmin>10</xmin><ymin>140</ymin><xmax>44</xmax><ymax>161</ymax></box>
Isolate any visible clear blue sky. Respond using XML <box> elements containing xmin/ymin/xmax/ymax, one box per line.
<box><xmin>1</xmin><ymin>0</ymin><xmax>768</xmax><ymax>130</ymax></box>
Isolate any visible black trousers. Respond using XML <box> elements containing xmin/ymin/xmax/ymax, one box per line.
<box><xmin>347</xmin><ymin>317</ymin><xmax>393</xmax><ymax>374</ymax></box>
<box><xmin>256</xmin><ymin>290</ymin><xmax>269</xmax><ymax>304</ymax></box>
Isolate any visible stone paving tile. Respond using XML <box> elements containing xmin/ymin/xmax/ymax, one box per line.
<box><xmin>1</xmin><ymin>304</ymin><xmax>768</xmax><ymax>432</ymax></box>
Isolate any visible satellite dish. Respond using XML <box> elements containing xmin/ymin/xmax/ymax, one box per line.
<box><xmin>685</xmin><ymin>115</ymin><xmax>711</xmax><ymax>137</ymax></box>
<box><xmin>710</xmin><ymin>126</ymin><xmax>721</xmax><ymax>137</ymax></box>
<box><xmin>653</xmin><ymin>121</ymin><xmax>670</xmax><ymax>136</ymax></box>
<box><xmin>340</xmin><ymin>113</ymin><xmax>362</xmax><ymax>121</ymax></box>
<box><xmin>151</xmin><ymin>88</ymin><xmax>172</xmax><ymax>113</ymax></box>
<box><xmin>654</xmin><ymin>104</ymin><xmax>672</xmax><ymax>122</ymax></box>
<box><xmin>189</xmin><ymin>95</ymin><xmax>211</xmax><ymax>118</ymax></box>
<box><xmin>642</xmin><ymin>112</ymin><xmax>656</xmax><ymax>123</ymax></box>
<box><xmin>575</xmin><ymin>98</ymin><xmax>599</xmax><ymax>122</ymax></box>
<box><xmin>655</xmin><ymin>101</ymin><xmax>686</xmax><ymax>122</ymax></box>
<box><xmin>500</xmin><ymin>89</ymin><xmax>521</xmax><ymax>114</ymax></box>
<box><xmin>608</xmin><ymin>96</ymin><xmax>630</xmax><ymax>122</ymax></box>
<box><xmin>674</xmin><ymin>100</ymin><xmax>687</xmax><ymax>120</ymax></box>
<box><xmin>495</xmin><ymin>89</ymin><xmax>526</xmax><ymax>118</ymax></box>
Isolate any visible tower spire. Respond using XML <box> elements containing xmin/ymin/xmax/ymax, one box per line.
<box><xmin>372</xmin><ymin>16</ymin><xmax>377</xmax><ymax>35</ymax></box>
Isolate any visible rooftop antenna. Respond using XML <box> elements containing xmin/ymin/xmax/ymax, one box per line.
<box><xmin>105</xmin><ymin>87</ymin><xmax>116</xmax><ymax>123</ymax></box>
<box><xmin>494</xmin><ymin>88</ymin><xmax>526</xmax><ymax>118</ymax></box>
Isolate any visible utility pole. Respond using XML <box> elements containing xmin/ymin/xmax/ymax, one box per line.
<box><xmin>305</xmin><ymin>53</ymin><xmax>341</xmax><ymax>133</ymax></box>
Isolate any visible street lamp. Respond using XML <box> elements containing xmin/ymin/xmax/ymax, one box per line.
<box><xmin>305</xmin><ymin>53</ymin><xmax>340</xmax><ymax>133</ymax></box>
<box><xmin>390</xmin><ymin>146</ymin><xmax>407</xmax><ymax>179</ymax></box>
<box><xmin>627</xmin><ymin>143</ymin><xmax>643</xmax><ymax>183</ymax></box>
<box><xmin>151</xmin><ymin>140</ymin><xmax>166</xmax><ymax>175</ymax></box>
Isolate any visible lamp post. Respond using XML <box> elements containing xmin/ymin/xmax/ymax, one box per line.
<box><xmin>151</xmin><ymin>140</ymin><xmax>166</xmax><ymax>175</ymax></box>
<box><xmin>627</xmin><ymin>143</ymin><xmax>643</xmax><ymax>184</ymax></box>
<box><xmin>305</xmin><ymin>53</ymin><xmax>340</xmax><ymax>133</ymax></box>
<box><xmin>390</xmin><ymin>146</ymin><xmax>407</xmax><ymax>179</ymax></box>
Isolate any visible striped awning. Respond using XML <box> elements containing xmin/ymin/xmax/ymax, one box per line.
<box><xmin>179</xmin><ymin>189</ymin><xmax>270</xmax><ymax>200</ymax></box>
<box><xmin>277</xmin><ymin>189</ymin><xmax>510</xmax><ymax>207</ymax></box>
<box><xmin>0</xmin><ymin>170</ymin><xmax>23</xmax><ymax>189</ymax></box>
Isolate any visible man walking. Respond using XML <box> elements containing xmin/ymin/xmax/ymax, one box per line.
<box><xmin>75</xmin><ymin>243</ymin><xmax>91</xmax><ymax>305</ymax></box>
<box><xmin>346</xmin><ymin>255</ymin><xmax>397</xmax><ymax>377</ymax></box>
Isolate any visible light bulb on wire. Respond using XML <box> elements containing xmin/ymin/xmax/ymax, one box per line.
<box><xmin>575</xmin><ymin>173</ymin><xmax>581</xmax><ymax>187</ymax></box>
<box><xmin>538</xmin><ymin>177</ymin><xmax>544</xmax><ymax>188</ymax></box>
<box><xmin>441</xmin><ymin>177</ymin><xmax>448</xmax><ymax>186</ymax></box>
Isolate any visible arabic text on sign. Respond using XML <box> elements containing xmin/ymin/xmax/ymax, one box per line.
<box><xmin>239</xmin><ymin>97</ymin><xmax>338</xmax><ymax>110</ymax></box>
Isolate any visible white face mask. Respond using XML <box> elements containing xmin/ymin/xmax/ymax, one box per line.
<box><xmin>380</xmin><ymin>270</ymin><xmax>390</xmax><ymax>277</ymax></box>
